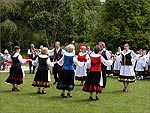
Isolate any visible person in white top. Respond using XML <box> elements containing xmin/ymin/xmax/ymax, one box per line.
<box><xmin>27</xmin><ymin>44</ymin><xmax>36</xmax><ymax>74</ymax></box>
<box><xmin>113</xmin><ymin>47</ymin><xmax>122</xmax><ymax>76</ymax></box>
<box><xmin>135</xmin><ymin>50</ymin><xmax>146</xmax><ymax>80</ymax></box>
<box><xmin>86</xmin><ymin>46</ymin><xmax>92</xmax><ymax>55</ymax></box>
<box><xmin>5</xmin><ymin>46</ymin><xmax>31</xmax><ymax>91</ymax></box>
<box><xmin>147</xmin><ymin>51</ymin><xmax>150</xmax><ymax>69</ymax></box>
<box><xmin>106</xmin><ymin>51</ymin><xmax>114</xmax><ymax>76</ymax></box>
<box><xmin>99</xmin><ymin>41</ymin><xmax>111</xmax><ymax>88</ymax></box>
<box><xmin>3</xmin><ymin>49</ymin><xmax>11</xmax><ymax>70</ymax></box>
<box><xmin>56</xmin><ymin>44</ymin><xmax>84</xmax><ymax>97</ymax></box>
<box><xmin>75</xmin><ymin>46</ymin><xmax>90</xmax><ymax>86</ymax></box>
<box><xmin>48</xmin><ymin>41</ymin><xmax>66</xmax><ymax>84</ymax></box>
<box><xmin>118</xmin><ymin>43</ymin><xmax>139</xmax><ymax>92</ymax></box>
<box><xmin>32</xmin><ymin>47</ymin><xmax>55</xmax><ymax>94</ymax></box>
<box><xmin>83</xmin><ymin>45</ymin><xmax>113</xmax><ymax>100</ymax></box>
<box><xmin>142</xmin><ymin>50</ymin><xmax>149</xmax><ymax>77</ymax></box>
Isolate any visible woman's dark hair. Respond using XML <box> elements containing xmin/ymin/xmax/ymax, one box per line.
<box><xmin>93</xmin><ymin>45</ymin><xmax>100</xmax><ymax>54</ymax></box>
<box><xmin>11</xmin><ymin>46</ymin><xmax>20</xmax><ymax>57</ymax></box>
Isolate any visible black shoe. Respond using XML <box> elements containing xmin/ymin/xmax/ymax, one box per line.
<box><xmin>61</xmin><ymin>93</ymin><xmax>66</xmax><ymax>97</ymax></box>
<box><xmin>123</xmin><ymin>87</ymin><xmax>127</xmax><ymax>92</ymax></box>
<box><xmin>89</xmin><ymin>96</ymin><xmax>94</xmax><ymax>100</ymax></box>
<box><xmin>53</xmin><ymin>81</ymin><xmax>57</xmax><ymax>84</ymax></box>
<box><xmin>37</xmin><ymin>91</ymin><xmax>42</xmax><ymax>94</ymax></box>
<box><xmin>123</xmin><ymin>88</ymin><xmax>125</xmax><ymax>92</ymax></box>
<box><xmin>15</xmin><ymin>88</ymin><xmax>20</xmax><ymax>91</ymax></box>
<box><xmin>12</xmin><ymin>88</ymin><xmax>15</xmax><ymax>91</ymax></box>
<box><xmin>123</xmin><ymin>87</ymin><xmax>128</xmax><ymax>92</ymax></box>
<box><xmin>42</xmin><ymin>90</ymin><xmax>46</xmax><ymax>94</ymax></box>
<box><xmin>96</xmin><ymin>96</ymin><xmax>99</xmax><ymax>100</ymax></box>
<box><xmin>67</xmin><ymin>93</ymin><xmax>72</xmax><ymax>97</ymax></box>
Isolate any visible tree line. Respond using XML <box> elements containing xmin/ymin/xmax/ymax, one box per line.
<box><xmin>1</xmin><ymin>0</ymin><xmax>150</xmax><ymax>53</ymax></box>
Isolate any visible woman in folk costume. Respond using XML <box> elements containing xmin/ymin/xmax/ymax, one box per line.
<box><xmin>56</xmin><ymin>44</ymin><xmax>84</xmax><ymax>97</ymax></box>
<box><xmin>75</xmin><ymin>46</ymin><xmax>90</xmax><ymax>86</ymax></box>
<box><xmin>5</xmin><ymin>46</ymin><xmax>31</xmax><ymax>91</ymax></box>
<box><xmin>142</xmin><ymin>50</ymin><xmax>149</xmax><ymax>77</ymax></box>
<box><xmin>83</xmin><ymin>46</ymin><xmax>113</xmax><ymax>100</ymax></box>
<box><xmin>113</xmin><ymin>47</ymin><xmax>122</xmax><ymax>76</ymax></box>
<box><xmin>118</xmin><ymin>43</ymin><xmax>139</xmax><ymax>92</ymax></box>
<box><xmin>32</xmin><ymin>47</ymin><xmax>55</xmax><ymax>94</ymax></box>
<box><xmin>135</xmin><ymin>50</ymin><xmax>146</xmax><ymax>80</ymax></box>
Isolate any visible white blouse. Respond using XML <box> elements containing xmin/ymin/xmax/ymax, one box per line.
<box><xmin>118</xmin><ymin>50</ymin><xmax>139</xmax><ymax>62</ymax></box>
<box><xmin>87</xmin><ymin>52</ymin><xmax>113</xmax><ymax>69</ymax></box>
<box><xmin>12</xmin><ymin>53</ymin><xmax>26</xmax><ymax>64</ymax></box>
<box><xmin>32</xmin><ymin>54</ymin><xmax>54</xmax><ymax>67</ymax></box>
<box><xmin>57</xmin><ymin>52</ymin><xmax>84</xmax><ymax>67</ymax></box>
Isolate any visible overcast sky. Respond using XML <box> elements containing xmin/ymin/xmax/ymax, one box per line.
<box><xmin>100</xmin><ymin>0</ymin><xmax>105</xmax><ymax>2</ymax></box>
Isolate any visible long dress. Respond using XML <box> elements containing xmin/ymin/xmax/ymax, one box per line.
<box><xmin>75</xmin><ymin>52</ymin><xmax>89</xmax><ymax>81</ymax></box>
<box><xmin>32</xmin><ymin>54</ymin><xmax>54</xmax><ymax>88</ymax></box>
<box><xmin>5</xmin><ymin>53</ymin><xmax>26</xmax><ymax>85</ymax></box>
<box><xmin>82</xmin><ymin>53</ymin><xmax>113</xmax><ymax>93</ymax></box>
<box><xmin>118</xmin><ymin>50</ymin><xmax>139</xmax><ymax>83</ymax></box>
<box><xmin>56</xmin><ymin>52</ymin><xmax>84</xmax><ymax>91</ymax></box>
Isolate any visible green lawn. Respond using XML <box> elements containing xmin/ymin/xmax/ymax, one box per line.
<box><xmin>0</xmin><ymin>71</ymin><xmax>150</xmax><ymax>113</ymax></box>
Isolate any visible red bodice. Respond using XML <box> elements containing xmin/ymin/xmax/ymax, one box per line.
<box><xmin>90</xmin><ymin>56</ymin><xmax>101</xmax><ymax>72</ymax></box>
<box><xmin>78</xmin><ymin>54</ymin><xmax>87</xmax><ymax>62</ymax></box>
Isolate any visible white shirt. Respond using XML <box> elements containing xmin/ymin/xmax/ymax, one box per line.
<box><xmin>32</xmin><ymin>54</ymin><xmax>54</xmax><ymax>67</ymax></box>
<box><xmin>100</xmin><ymin>48</ymin><xmax>111</xmax><ymax>60</ymax></box>
<box><xmin>57</xmin><ymin>52</ymin><xmax>84</xmax><ymax>67</ymax></box>
<box><xmin>12</xmin><ymin>53</ymin><xmax>26</xmax><ymax>64</ymax></box>
<box><xmin>48</xmin><ymin>48</ymin><xmax>66</xmax><ymax>56</ymax></box>
<box><xmin>87</xmin><ymin>52</ymin><xmax>113</xmax><ymax>69</ymax></box>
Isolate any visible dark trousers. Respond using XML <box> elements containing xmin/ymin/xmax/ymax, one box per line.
<box><xmin>53</xmin><ymin>64</ymin><xmax>62</xmax><ymax>82</ymax></box>
<box><xmin>29</xmin><ymin>61</ymin><xmax>36</xmax><ymax>74</ymax></box>
<box><xmin>102</xmin><ymin>65</ymin><xmax>107</xmax><ymax>88</ymax></box>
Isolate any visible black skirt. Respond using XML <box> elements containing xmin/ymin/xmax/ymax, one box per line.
<box><xmin>82</xmin><ymin>71</ymin><xmax>102</xmax><ymax>93</ymax></box>
<box><xmin>118</xmin><ymin>75</ymin><xmax>136</xmax><ymax>83</ymax></box>
<box><xmin>56</xmin><ymin>69</ymin><xmax>74</xmax><ymax>90</ymax></box>
<box><xmin>75</xmin><ymin>76</ymin><xmax>87</xmax><ymax>81</ymax></box>
<box><xmin>32</xmin><ymin>70</ymin><xmax>50</xmax><ymax>88</ymax></box>
<box><xmin>5</xmin><ymin>66</ymin><xmax>23</xmax><ymax>85</ymax></box>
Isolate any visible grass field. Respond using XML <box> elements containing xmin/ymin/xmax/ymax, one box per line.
<box><xmin>0</xmin><ymin>71</ymin><xmax>150</xmax><ymax>113</ymax></box>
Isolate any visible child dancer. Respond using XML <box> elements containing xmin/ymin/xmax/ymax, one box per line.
<box><xmin>5</xmin><ymin>46</ymin><xmax>31</xmax><ymax>91</ymax></box>
<box><xmin>56</xmin><ymin>44</ymin><xmax>84</xmax><ymax>97</ymax></box>
<box><xmin>83</xmin><ymin>46</ymin><xmax>112</xmax><ymax>100</ymax></box>
<box><xmin>75</xmin><ymin>46</ymin><xmax>89</xmax><ymax>86</ymax></box>
<box><xmin>32</xmin><ymin>47</ymin><xmax>54</xmax><ymax>94</ymax></box>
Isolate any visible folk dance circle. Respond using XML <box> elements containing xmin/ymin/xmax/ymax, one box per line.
<box><xmin>4</xmin><ymin>41</ymin><xmax>150</xmax><ymax>100</ymax></box>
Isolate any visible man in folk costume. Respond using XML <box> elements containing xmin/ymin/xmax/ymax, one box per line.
<box><xmin>118</xmin><ymin>43</ymin><xmax>139</xmax><ymax>92</ymax></box>
<box><xmin>48</xmin><ymin>41</ymin><xmax>65</xmax><ymax>84</ymax></box>
<box><xmin>99</xmin><ymin>41</ymin><xmax>111</xmax><ymax>88</ymax></box>
<box><xmin>27</xmin><ymin>44</ymin><xmax>36</xmax><ymax>74</ymax></box>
